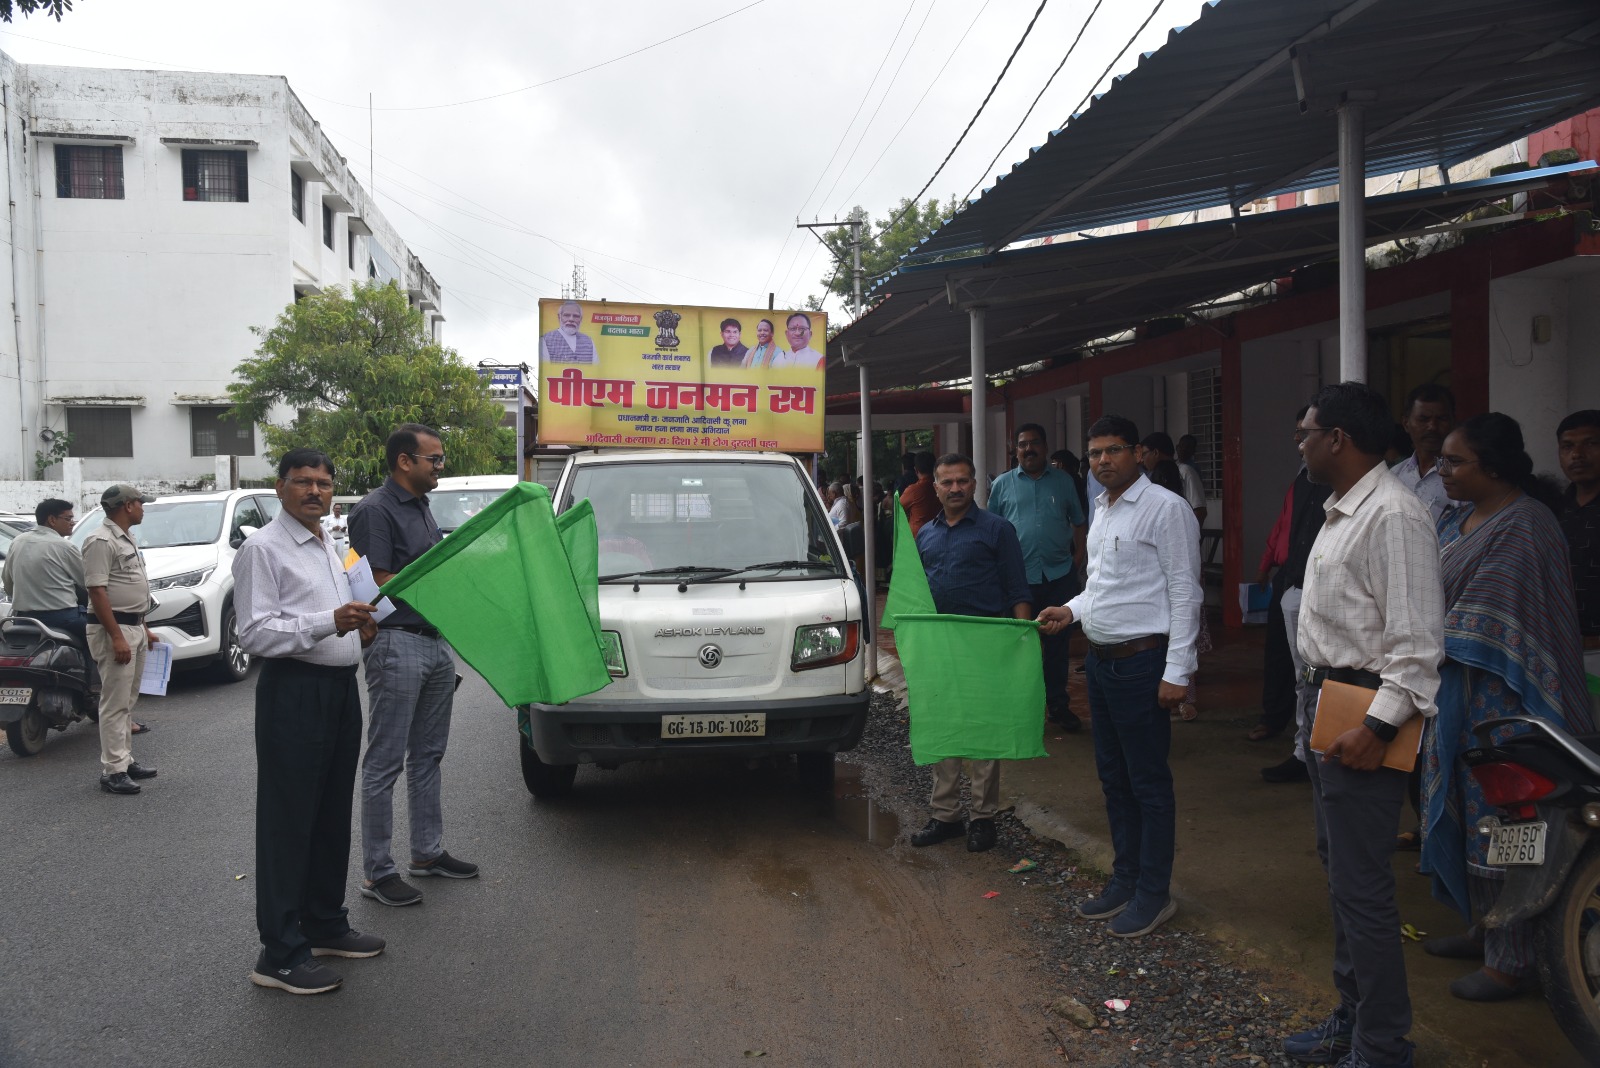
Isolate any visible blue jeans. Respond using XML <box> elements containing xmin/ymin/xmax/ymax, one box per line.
<box><xmin>21</xmin><ymin>605</ymin><xmax>88</xmax><ymax>645</ymax></box>
<box><xmin>1085</xmin><ymin>646</ymin><xmax>1174</xmax><ymax>902</ymax></box>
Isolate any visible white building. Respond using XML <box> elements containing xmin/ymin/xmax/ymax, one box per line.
<box><xmin>0</xmin><ymin>51</ymin><xmax>444</xmax><ymax>482</ymax></box>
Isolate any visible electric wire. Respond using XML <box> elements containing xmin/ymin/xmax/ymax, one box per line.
<box><xmin>1058</xmin><ymin>0</ymin><xmax>1170</xmax><ymax>130</ymax></box>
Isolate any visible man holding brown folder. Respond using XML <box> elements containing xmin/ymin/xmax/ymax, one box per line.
<box><xmin>1283</xmin><ymin>383</ymin><xmax>1443</xmax><ymax>1068</ymax></box>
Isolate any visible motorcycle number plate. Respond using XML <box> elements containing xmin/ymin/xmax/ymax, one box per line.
<box><xmin>0</xmin><ymin>686</ymin><xmax>31</xmax><ymax>706</ymax></box>
<box><xmin>1486</xmin><ymin>821</ymin><xmax>1547</xmax><ymax>866</ymax></box>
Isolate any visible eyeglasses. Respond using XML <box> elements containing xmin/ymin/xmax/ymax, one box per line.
<box><xmin>287</xmin><ymin>477</ymin><xmax>335</xmax><ymax>492</ymax></box>
<box><xmin>1085</xmin><ymin>444</ymin><xmax>1134</xmax><ymax>461</ymax></box>
<box><xmin>407</xmin><ymin>453</ymin><xmax>447</xmax><ymax>468</ymax></box>
<box><xmin>1293</xmin><ymin>427</ymin><xmax>1336</xmax><ymax>445</ymax></box>
<box><xmin>1435</xmin><ymin>456</ymin><xmax>1478</xmax><ymax>474</ymax></box>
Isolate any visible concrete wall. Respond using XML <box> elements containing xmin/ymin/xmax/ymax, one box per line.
<box><xmin>1240</xmin><ymin>339</ymin><xmax>1323</xmax><ymax>573</ymax></box>
<box><xmin>1490</xmin><ymin>275</ymin><xmax>1574</xmax><ymax>478</ymax></box>
<box><xmin>1567</xmin><ymin>271</ymin><xmax>1600</xmax><ymax>428</ymax></box>
<box><xmin>0</xmin><ymin>56</ymin><xmax>442</xmax><ymax>484</ymax></box>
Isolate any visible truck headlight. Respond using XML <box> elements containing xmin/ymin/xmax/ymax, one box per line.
<box><xmin>149</xmin><ymin>567</ymin><xmax>214</xmax><ymax>591</ymax></box>
<box><xmin>600</xmin><ymin>630</ymin><xmax>627</xmax><ymax>677</ymax></box>
<box><xmin>792</xmin><ymin>622</ymin><xmax>860</xmax><ymax>671</ymax></box>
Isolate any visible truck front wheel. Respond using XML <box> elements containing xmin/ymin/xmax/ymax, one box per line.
<box><xmin>519</xmin><ymin>733</ymin><xmax>577</xmax><ymax>798</ymax></box>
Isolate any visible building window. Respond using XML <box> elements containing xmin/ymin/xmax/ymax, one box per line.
<box><xmin>190</xmin><ymin>406</ymin><xmax>256</xmax><ymax>457</ymax></box>
<box><xmin>66</xmin><ymin>407</ymin><xmax>134</xmax><ymax>457</ymax></box>
<box><xmin>181</xmin><ymin>149</ymin><xmax>248</xmax><ymax>203</ymax></box>
<box><xmin>291</xmin><ymin>171</ymin><xmax>304</xmax><ymax>222</ymax></box>
<box><xmin>348</xmin><ymin>227</ymin><xmax>357</xmax><ymax>270</ymax></box>
<box><xmin>1187</xmin><ymin>367</ymin><xmax>1223</xmax><ymax>501</ymax></box>
<box><xmin>55</xmin><ymin>145</ymin><xmax>125</xmax><ymax>199</ymax></box>
<box><xmin>322</xmin><ymin>202</ymin><xmax>335</xmax><ymax>249</ymax></box>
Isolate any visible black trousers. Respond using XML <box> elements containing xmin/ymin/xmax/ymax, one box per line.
<box><xmin>255</xmin><ymin>657</ymin><xmax>362</xmax><ymax>969</ymax></box>
<box><xmin>1257</xmin><ymin>585</ymin><xmax>1297</xmax><ymax>733</ymax></box>
<box><xmin>1032</xmin><ymin>572</ymin><xmax>1079</xmax><ymax>714</ymax></box>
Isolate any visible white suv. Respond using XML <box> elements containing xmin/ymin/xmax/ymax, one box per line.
<box><xmin>71</xmin><ymin>488</ymin><xmax>283</xmax><ymax>682</ymax></box>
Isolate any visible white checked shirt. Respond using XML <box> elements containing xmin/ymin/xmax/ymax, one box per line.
<box><xmin>1297</xmin><ymin>461</ymin><xmax>1444</xmax><ymax>728</ymax></box>
<box><xmin>1065</xmin><ymin>474</ymin><xmax>1203</xmax><ymax>687</ymax></box>
<box><xmin>232</xmin><ymin>508</ymin><xmax>361</xmax><ymax>667</ymax></box>
<box><xmin>1393</xmin><ymin>453</ymin><xmax>1452</xmax><ymax>526</ymax></box>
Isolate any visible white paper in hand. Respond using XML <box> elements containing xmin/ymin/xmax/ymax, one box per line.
<box><xmin>139</xmin><ymin>641</ymin><xmax>173</xmax><ymax>696</ymax></box>
<box><xmin>345</xmin><ymin>555</ymin><xmax>381</xmax><ymax>605</ymax></box>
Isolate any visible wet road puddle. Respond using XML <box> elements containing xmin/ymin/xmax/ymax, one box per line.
<box><xmin>827</xmin><ymin>767</ymin><xmax>933</xmax><ymax>868</ymax></box>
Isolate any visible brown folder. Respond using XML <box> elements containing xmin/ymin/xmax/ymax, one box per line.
<box><xmin>1308</xmin><ymin>679</ymin><xmax>1423</xmax><ymax>773</ymax></box>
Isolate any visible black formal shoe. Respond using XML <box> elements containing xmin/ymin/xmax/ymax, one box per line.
<box><xmin>1047</xmin><ymin>707</ymin><xmax>1083</xmax><ymax>733</ymax></box>
<box><xmin>99</xmin><ymin>772</ymin><xmax>140</xmax><ymax>795</ymax></box>
<box><xmin>126</xmin><ymin>762</ymin><xmax>158</xmax><ymax>780</ymax></box>
<box><xmin>1261</xmin><ymin>756</ymin><xmax>1309</xmax><ymax>783</ymax></box>
<box><xmin>909</xmin><ymin>818</ymin><xmax>965</xmax><ymax>847</ymax></box>
<box><xmin>966</xmin><ymin>818</ymin><xmax>997</xmax><ymax>852</ymax></box>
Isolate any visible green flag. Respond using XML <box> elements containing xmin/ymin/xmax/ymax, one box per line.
<box><xmin>879</xmin><ymin>497</ymin><xmax>933</xmax><ymax>630</ymax></box>
<box><xmin>381</xmin><ymin>482</ymin><xmax>612</xmax><ymax>707</ymax></box>
<box><xmin>881</xmin><ymin>498</ymin><xmax>1047</xmax><ymax>765</ymax></box>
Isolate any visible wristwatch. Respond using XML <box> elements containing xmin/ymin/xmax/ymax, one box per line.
<box><xmin>1363</xmin><ymin>715</ymin><xmax>1399</xmax><ymax>743</ymax></box>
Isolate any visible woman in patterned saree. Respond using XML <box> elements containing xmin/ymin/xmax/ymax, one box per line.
<box><xmin>1420</xmin><ymin>412</ymin><xmax>1592</xmax><ymax>1001</ymax></box>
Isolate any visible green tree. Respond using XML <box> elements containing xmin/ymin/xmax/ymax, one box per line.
<box><xmin>1</xmin><ymin>0</ymin><xmax>71</xmax><ymax>21</ymax></box>
<box><xmin>228</xmin><ymin>281</ymin><xmax>506</xmax><ymax>493</ymax></box>
<box><xmin>812</xmin><ymin>196</ymin><xmax>953</xmax><ymax>310</ymax></box>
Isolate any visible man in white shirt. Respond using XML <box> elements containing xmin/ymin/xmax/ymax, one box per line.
<box><xmin>1038</xmin><ymin>415</ymin><xmax>1201</xmax><ymax>939</ymax></box>
<box><xmin>1391</xmin><ymin>383</ymin><xmax>1454</xmax><ymax>526</ymax></box>
<box><xmin>1282</xmin><ymin>382</ymin><xmax>1443</xmax><ymax>1068</ymax></box>
<box><xmin>539</xmin><ymin>300</ymin><xmax>598</xmax><ymax>365</ymax></box>
<box><xmin>234</xmin><ymin>447</ymin><xmax>382</xmax><ymax>996</ymax></box>
<box><xmin>773</xmin><ymin>312</ymin><xmax>825</xmax><ymax>370</ymax></box>
<box><xmin>1140</xmin><ymin>432</ymin><xmax>1206</xmax><ymax>525</ymax></box>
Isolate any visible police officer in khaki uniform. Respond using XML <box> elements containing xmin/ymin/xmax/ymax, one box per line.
<box><xmin>82</xmin><ymin>484</ymin><xmax>159</xmax><ymax>795</ymax></box>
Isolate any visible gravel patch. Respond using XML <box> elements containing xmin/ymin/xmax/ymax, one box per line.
<box><xmin>842</xmin><ymin>690</ymin><xmax>1319</xmax><ymax>1067</ymax></box>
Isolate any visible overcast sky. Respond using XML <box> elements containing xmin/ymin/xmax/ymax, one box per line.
<box><xmin>0</xmin><ymin>0</ymin><xmax>1191</xmax><ymax>365</ymax></box>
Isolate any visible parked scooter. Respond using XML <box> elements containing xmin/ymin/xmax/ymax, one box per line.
<box><xmin>0</xmin><ymin>615</ymin><xmax>98</xmax><ymax>756</ymax></box>
<box><xmin>1462</xmin><ymin>715</ymin><xmax>1600</xmax><ymax>1059</ymax></box>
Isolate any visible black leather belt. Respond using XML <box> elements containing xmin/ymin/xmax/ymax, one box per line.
<box><xmin>262</xmin><ymin>658</ymin><xmax>359</xmax><ymax>679</ymax></box>
<box><xmin>1306</xmin><ymin>665</ymin><xmax>1382</xmax><ymax>691</ymax></box>
<box><xmin>385</xmin><ymin>623</ymin><xmax>441</xmax><ymax>639</ymax></box>
<box><xmin>112</xmin><ymin>611</ymin><xmax>144</xmax><ymax>626</ymax></box>
<box><xmin>1088</xmin><ymin>634</ymin><xmax>1167</xmax><ymax>660</ymax></box>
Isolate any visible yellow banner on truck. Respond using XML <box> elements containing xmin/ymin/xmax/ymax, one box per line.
<box><xmin>536</xmin><ymin>298</ymin><xmax>826</xmax><ymax>453</ymax></box>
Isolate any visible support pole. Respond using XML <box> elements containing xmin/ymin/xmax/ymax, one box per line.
<box><xmin>851</xmin><ymin>213</ymin><xmax>863</xmax><ymax>318</ymax></box>
<box><xmin>969</xmin><ymin>306</ymin><xmax>989</xmax><ymax>506</ymax></box>
<box><xmin>1337</xmin><ymin>100</ymin><xmax>1366</xmax><ymax>383</ymax></box>
<box><xmin>858</xmin><ymin>362</ymin><xmax>877</xmax><ymax>681</ymax></box>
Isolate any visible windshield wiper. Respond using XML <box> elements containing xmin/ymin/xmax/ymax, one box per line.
<box><xmin>714</xmin><ymin>560</ymin><xmax>836</xmax><ymax>579</ymax></box>
<box><xmin>599</xmin><ymin>565</ymin><xmax>736</xmax><ymax>582</ymax></box>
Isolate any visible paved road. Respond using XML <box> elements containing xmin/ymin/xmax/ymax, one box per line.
<box><xmin>0</xmin><ymin>662</ymin><xmax>1057</xmax><ymax>1068</ymax></box>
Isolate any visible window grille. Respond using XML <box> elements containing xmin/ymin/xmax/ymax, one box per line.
<box><xmin>181</xmin><ymin>149</ymin><xmax>248</xmax><ymax>203</ymax></box>
<box><xmin>291</xmin><ymin>171</ymin><xmax>304</xmax><ymax>221</ymax></box>
<box><xmin>66</xmin><ymin>407</ymin><xmax>133</xmax><ymax>457</ymax></box>
<box><xmin>322</xmin><ymin>202</ymin><xmax>335</xmax><ymax>249</ymax></box>
<box><xmin>1186</xmin><ymin>367</ymin><xmax>1223</xmax><ymax>500</ymax></box>
<box><xmin>190</xmin><ymin>406</ymin><xmax>256</xmax><ymax>457</ymax></box>
<box><xmin>55</xmin><ymin>145</ymin><xmax>124</xmax><ymax>200</ymax></box>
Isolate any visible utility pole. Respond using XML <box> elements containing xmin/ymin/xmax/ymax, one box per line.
<box><xmin>796</xmin><ymin>215</ymin><xmax>865</xmax><ymax>318</ymax></box>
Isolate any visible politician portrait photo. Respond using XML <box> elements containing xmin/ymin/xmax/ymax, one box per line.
<box><xmin>707</xmin><ymin>317</ymin><xmax>750</xmax><ymax>368</ymax></box>
<box><xmin>540</xmin><ymin>300</ymin><xmax>599</xmax><ymax>365</ymax></box>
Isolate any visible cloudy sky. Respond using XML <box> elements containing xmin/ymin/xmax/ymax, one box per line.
<box><xmin>0</xmin><ymin>0</ymin><xmax>1192</xmax><ymax>365</ymax></box>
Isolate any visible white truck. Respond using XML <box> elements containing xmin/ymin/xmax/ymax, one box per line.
<box><xmin>516</xmin><ymin>449</ymin><xmax>871</xmax><ymax>796</ymax></box>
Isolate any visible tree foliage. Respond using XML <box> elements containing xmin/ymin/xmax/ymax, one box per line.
<box><xmin>229</xmin><ymin>282</ymin><xmax>507</xmax><ymax>493</ymax></box>
<box><xmin>813</xmin><ymin>196</ymin><xmax>953</xmax><ymax>310</ymax></box>
<box><xmin>0</xmin><ymin>0</ymin><xmax>71</xmax><ymax>22</ymax></box>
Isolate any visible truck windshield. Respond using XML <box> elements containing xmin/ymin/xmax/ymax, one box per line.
<box><xmin>568</xmin><ymin>461</ymin><xmax>843</xmax><ymax>582</ymax></box>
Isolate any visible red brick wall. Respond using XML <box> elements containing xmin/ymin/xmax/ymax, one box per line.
<box><xmin>1527</xmin><ymin>107</ymin><xmax>1600</xmax><ymax>164</ymax></box>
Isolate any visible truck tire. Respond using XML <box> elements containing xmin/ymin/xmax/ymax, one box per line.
<box><xmin>4</xmin><ymin>706</ymin><xmax>50</xmax><ymax>757</ymax></box>
<box><xmin>519</xmin><ymin>733</ymin><xmax>577</xmax><ymax>798</ymax></box>
<box><xmin>1533</xmin><ymin>839</ymin><xmax>1600</xmax><ymax>1058</ymax></box>
<box><xmin>796</xmin><ymin>751</ymin><xmax>835</xmax><ymax>788</ymax></box>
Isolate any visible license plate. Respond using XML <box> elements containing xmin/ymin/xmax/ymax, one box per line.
<box><xmin>0</xmin><ymin>686</ymin><xmax>31</xmax><ymax>705</ymax></box>
<box><xmin>660</xmin><ymin>713</ymin><xmax>767</xmax><ymax>739</ymax></box>
<box><xmin>1487</xmin><ymin>821</ymin><xmax>1547</xmax><ymax>866</ymax></box>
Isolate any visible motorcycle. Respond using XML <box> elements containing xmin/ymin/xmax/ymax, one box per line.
<box><xmin>0</xmin><ymin>615</ymin><xmax>98</xmax><ymax>757</ymax></box>
<box><xmin>1462</xmin><ymin>715</ymin><xmax>1600</xmax><ymax>1060</ymax></box>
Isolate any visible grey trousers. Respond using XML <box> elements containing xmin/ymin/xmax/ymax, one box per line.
<box><xmin>1309</xmin><ymin>753</ymin><xmax>1414</xmax><ymax>1063</ymax></box>
<box><xmin>360</xmin><ymin>629</ymin><xmax>457</xmax><ymax>882</ymax></box>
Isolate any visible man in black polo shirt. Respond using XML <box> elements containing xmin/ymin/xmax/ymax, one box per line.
<box><xmin>350</xmin><ymin>423</ymin><xmax>479</xmax><ymax>907</ymax></box>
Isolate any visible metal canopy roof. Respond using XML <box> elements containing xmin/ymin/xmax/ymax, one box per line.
<box><xmin>896</xmin><ymin>0</ymin><xmax>1600</xmax><ymax>269</ymax></box>
<box><xmin>825</xmin><ymin>162</ymin><xmax>1591</xmax><ymax>392</ymax></box>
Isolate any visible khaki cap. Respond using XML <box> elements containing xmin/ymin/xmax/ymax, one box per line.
<box><xmin>100</xmin><ymin>484</ymin><xmax>156</xmax><ymax>509</ymax></box>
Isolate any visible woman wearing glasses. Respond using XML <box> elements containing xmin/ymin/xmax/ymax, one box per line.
<box><xmin>1419</xmin><ymin>412</ymin><xmax>1591</xmax><ymax>1001</ymax></box>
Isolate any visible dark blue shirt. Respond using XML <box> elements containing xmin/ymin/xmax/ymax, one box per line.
<box><xmin>914</xmin><ymin>504</ymin><xmax>1031</xmax><ymax>618</ymax></box>
<box><xmin>349</xmin><ymin>476</ymin><xmax>443</xmax><ymax>628</ymax></box>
